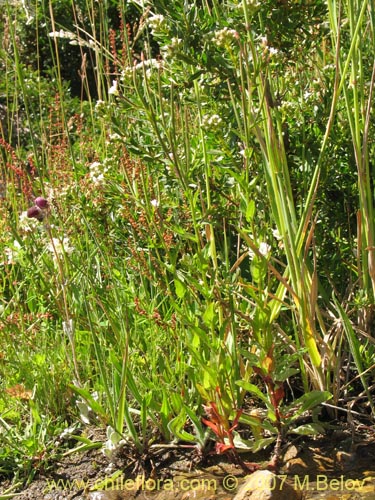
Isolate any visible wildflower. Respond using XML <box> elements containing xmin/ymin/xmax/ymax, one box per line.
<box><xmin>121</xmin><ymin>59</ymin><xmax>162</xmax><ymax>81</ymax></box>
<box><xmin>108</xmin><ymin>132</ymin><xmax>122</xmax><ymax>142</ymax></box>
<box><xmin>259</xmin><ymin>242</ymin><xmax>271</xmax><ymax>257</ymax></box>
<box><xmin>212</xmin><ymin>27</ymin><xmax>239</xmax><ymax>47</ymax></box>
<box><xmin>243</xmin><ymin>0</ymin><xmax>260</xmax><ymax>15</ymax></box>
<box><xmin>94</xmin><ymin>100</ymin><xmax>106</xmax><ymax>113</ymax></box>
<box><xmin>249</xmin><ymin>241</ymin><xmax>271</xmax><ymax>260</ymax></box>
<box><xmin>19</xmin><ymin>210</ymin><xmax>39</xmax><ymax>232</ymax></box>
<box><xmin>103</xmin><ymin>426</ymin><xmax>126</xmax><ymax>459</ymax></box>
<box><xmin>108</xmin><ymin>80</ymin><xmax>119</xmax><ymax>96</ymax></box>
<box><xmin>27</xmin><ymin>205</ymin><xmax>44</xmax><ymax>221</ymax></box>
<box><xmin>272</xmin><ymin>228</ymin><xmax>282</xmax><ymax>240</ymax></box>
<box><xmin>148</xmin><ymin>14</ymin><xmax>166</xmax><ymax>35</ymax></box>
<box><xmin>47</xmin><ymin>237</ymin><xmax>74</xmax><ymax>257</ymax></box>
<box><xmin>35</xmin><ymin>196</ymin><xmax>48</xmax><ymax>209</ymax></box>
<box><xmin>150</xmin><ymin>199</ymin><xmax>159</xmax><ymax>208</ymax></box>
<box><xmin>48</xmin><ymin>30</ymin><xmax>76</xmax><ymax>41</ymax></box>
<box><xmin>162</xmin><ymin>37</ymin><xmax>182</xmax><ymax>57</ymax></box>
<box><xmin>89</xmin><ymin>161</ymin><xmax>108</xmax><ymax>185</ymax></box>
<box><xmin>259</xmin><ymin>36</ymin><xmax>279</xmax><ymax>59</ymax></box>
<box><xmin>202</xmin><ymin>114</ymin><xmax>223</xmax><ymax>130</ymax></box>
<box><xmin>3</xmin><ymin>240</ymin><xmax>22</xmax><ymax>265</ymax></box>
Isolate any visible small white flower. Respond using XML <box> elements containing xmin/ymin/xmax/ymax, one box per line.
<box><xmin>48</xmin><ymin>29</ymin><xmax>76</xmax><ymax>40</ymax></box>
<box><xmin>213</xmin><ymin>27</ymin><xmax>238</xmax><ymax>47</ymax></box>
<box><xmin>202</xmin><ymin>114</ymin><xmax>222</xmax><ymax>130</ymax></box>
<box><xmin>108</xmin><ymin>132</ymin><xmax>122</xmax><ymax>142</ymax></box>
<box><xmin>108</xmin><ymin>80</ymin><xmax>119</xmax><ymax>96</ymax></box>
<box><xmin>89</xmin><ymin>161</ymin><xmax>108</xmax><ymax>185</ymax></box>
<box><xmin>19</xmin><ymin>211</ymin><xmax>38</xmax><ymax>232</ymax></box>
<box><xmin>162</xmin><ymin>37</ymin><xmax>182</xmax><ymax>57</ymax></box>
<box><xmin>249</xmin><ymin>241</ymin><xmax>271</xmax><ymax>260</ymax></box>
<box><xmin>244</xmin><ymin>0</ymin><xmax>260</xmax><ymax>12</ymax></box>
<box><xmin>95</xmin><ymin>99</ymin><xmax>105</xmax><ymax>112</ymax></box>
<box><xmin>148</xmin><ymin>14</ymin><xmax>166</xmax><ymax>35</ymax></box>
<box><xmin>259</xmin><ymin>242</ymin><xmax>271</xmax><ymax>257</ymax></box>
<box><xmin>268</xmin><ymin>46</ymin><xmax>279</xmax><ymax>57</ymax></box>
<box><xmin>47</xmin><ymin>237</ymin><xmax>74</xmax><ymax>257</ymax></box>
<box><xmin>3</xmin><ymin>240</ymin><xmax>22</xmax><ymax>265</ymax></box>
<box><xmin>102</xmin><ymin>426</ymin><xmax>126</xmax><ymax>459</ymax></box>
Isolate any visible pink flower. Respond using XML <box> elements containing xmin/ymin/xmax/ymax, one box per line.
<box><xmin>27</xmin><ymin>206</ymin><xmax>44</xmax><ymax>221</ymax></box>
<box><xmin>35</xmin><ymin>197</ymin><xmax>48</xmax><ymax>209</ymax></box>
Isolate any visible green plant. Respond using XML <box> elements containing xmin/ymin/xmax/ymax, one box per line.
<box><xmin>2</xmin><ymin>0</ymin><xmax>375</xmax><ymax>488</ymax></box>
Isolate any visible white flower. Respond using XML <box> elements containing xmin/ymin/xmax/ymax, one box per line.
<box><xmin>94</xmin><ymin>100</ymin><xmax>106</xmax><ymax>113</ymax></box>
<box><xmin>249</xmin><ymin>242</ymin><xmax>271</xmax><ymax>260</ymax></box>
<box><xmin>213</xmin><ymin>27</ymin><xmax>238</xmax><ymax>47</ymax></box>
<box><xmin>202</xmin><ymin>114</ymin><xmax>222</xmax><ymax>130</ymax></box>
<box><xmin>47</xmin><ymin>237</ymin><xmax>74</xmax><ymax>257</ymax></box>
<box><xmin>2</xmin><ymin>240</ymin><xmax>22</xmax><ymax>265</ymax></box>
<box><xmin>150</xmin><ymin>199</ymin><xmax>159</xmax><ymax>207</ymax></box>
<box><xmin>259</xmin><ymin>35</ymin><xmax>279</xmax><ymax>58</ymax></box>
<box><xmin>102</xmin><ymin>426</ymin><xmax>126</xmax><ymax>459</ymax></box>
<box><xmin>162</xmin><ymin>37</ymin><xmax>182</xmax><ymax>57</ymax></box>
<box><xmin>19</xmin><ymin>211</ymin><xmax>38</xmax><ymax>232</ymax></box>
<box><xmin>244</xmin><ymin>0</ymin><xmax>260</xmax><ymax>13</ymax></box>
<box><xmin>89</xmin><ymin>161</ymin><xmax>108</xmax><ymax>185</ymax></box>
<box><xmin>259</xmin><ymin>242</ymin><xmax>271</xmax><ymax>257</ymax></box>
<box><xmin>48</xmin><ymin>29</ymin><xmax>76</xmax><ymax>40</ymax></box>
<box><xmin>108</xmin><ymin>80</ymin><xmax>119</xmax><ymax>96</ymax></box>
<box><xmin>108</xmin><ymin>132</ymin><xmax>122</xmax><ymax>142</ymax></box>
<box><xmin>148</xmin><ymin>14</ymin><xmax>166</xmax><ymax>35</ymax></box>
<box><xmin>272</xmin><ymin>228</ymin><xmax>282</xmax><ymax>240</ymax></box>
<box><xmin>121</xmin><ymin>59</ymin><xmax>162</xmax><ymax>80</ymax></box>
<box><xmin>268</xmin><ymin>46</ymin><xmax>279</xmax><ymax>57</ymax></box>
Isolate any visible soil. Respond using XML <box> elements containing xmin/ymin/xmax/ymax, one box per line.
<box><xmin>3</xmin><ymin>425</ymin><xmax>375</xmax><ymax>500</ymax></box>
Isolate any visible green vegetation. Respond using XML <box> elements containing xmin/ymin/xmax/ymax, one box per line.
<box><xmin>1</xmin><ymin>0</ymin><xmax>375</xmax><ymax>489</ymax></box>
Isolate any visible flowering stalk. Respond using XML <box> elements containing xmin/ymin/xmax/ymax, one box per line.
<box><xmin>27</xmin><ymin>197</ymin><xmax>81</xmax><ymax>385</ymax></box>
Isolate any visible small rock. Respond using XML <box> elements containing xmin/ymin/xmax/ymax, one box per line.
<box><xmin>87</xmin><ymin>492</ymin><xmax>124</xmax><ymax>500</ymax></box>
<box><xmin>233</xmin><ymin>470</ymin><xmax>302</xmax><ymax>500</ymax></box>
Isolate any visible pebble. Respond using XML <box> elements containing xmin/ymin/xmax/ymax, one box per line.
<box><xmin>233</xmin><ymin>470</ymin><xmax>302</xmax><ymax>500</ymax></box>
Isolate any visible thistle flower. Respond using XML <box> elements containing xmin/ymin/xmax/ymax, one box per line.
<box><xmin>27</xmin><ymin>205</ymin><xmax>44</xmax><ymax>221</ymax></box>
<box><xmin>35</xmin><ymin>197</ymin><xmax>48</xmax><ymax>209</ymax></box>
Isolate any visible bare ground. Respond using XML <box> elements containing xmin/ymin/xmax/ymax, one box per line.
<box><xmin>3</xmin><ymin>426</ymin><xmax>375</xmax><ymax>500</ymax></box>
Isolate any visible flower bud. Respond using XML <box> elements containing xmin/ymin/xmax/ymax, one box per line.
<box><xmin>27</xmin><ymin>205</ymin><xmax>44</xmax><ymax>221</ymax></box>
<box><xmin>35</xmin><ymin>197</ymin><xmax>48</xmax><ymax>209</ymax></box>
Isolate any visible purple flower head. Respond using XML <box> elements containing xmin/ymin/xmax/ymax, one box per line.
<box><xmin>27</xmin><ymin>205</ymin><xmax>44</xmax><ymax>221</ymax></box>
<box><xmin>35</xmin><ymin>197</ymin><xmax>48</xmax><ymax>209</ymax></box>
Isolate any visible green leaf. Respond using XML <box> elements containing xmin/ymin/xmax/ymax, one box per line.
<box><xmin>168</xmin><ymin>411</ymin><xmax>196</xmax><ymax>442</ymax></box>
<box><xmin>236</xmin><ymin>381</ymin><xmax>270</xmax><ymax>408</ymax></box>
<box><xmin>248</xmin><ymin>436</ymin><xmax>276</xmax><ymax>453</ymax></box>
<box><xmin>246</xmin><ymin>200</ymin><xmax>255</xmax><ymax>223</ymax></box>
<box><xmin>284</xmin><ymin>390</ymin><xmax>332</xmax><ymax>422</ymax></box>
<box><xmin>174</xmin><ymin>278</ymin><xmax>186</xmax><ymax>299</ymax></box>
<box><xmin>333</xmin><ymin>296</ymin><xmax>375</xmax><ymax>413</ymax></box>
<box><xmin>69</xmin><ymin>385</ymin><xmax>107</xmax><ymax>420</ymax></box>
<box><xmin>203</xmin><ymin>302</ymin><xmax>215</xmax><ymax>326</ymax></box>
<box><xmin>290</xmin><ymin>423</ymin><xmax>325</xmax><ymax>436</ymax></box>
<box><xmin>184</xmin><ymin>406</ymin><xmax>207</xmax><ymax>446</ymax></box>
